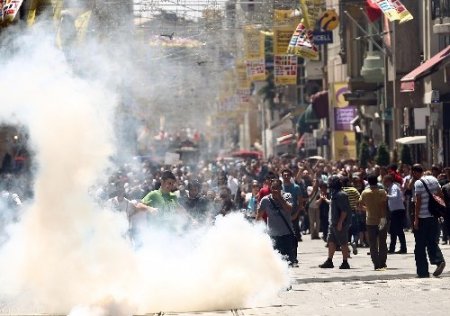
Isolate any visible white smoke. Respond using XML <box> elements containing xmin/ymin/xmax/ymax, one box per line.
<box><xmin>0</xmin><ymin>23</ymin><xmax>289</xmax><ymax>315</ymax></box>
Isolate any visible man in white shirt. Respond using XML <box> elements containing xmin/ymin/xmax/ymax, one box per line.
<box><xmin>412</xmin><ymin>164</ymin><xmax>446</xmax><ymax>278</ymax></box>
<box><xmin>383</xmin><ymin>175</ymin><xmax>407</xmax><ymax>254</ymax></box>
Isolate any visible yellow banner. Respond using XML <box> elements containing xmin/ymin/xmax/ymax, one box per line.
<box><xmin>218</xmin><ymin>70</ymin><xmax>236</xmax><ymax>100</ymax></box>
<box><xmin>273</xmin><ymin>9</ymin><xmax>298</xmax><ymax>27</ymax></box>
<box><xmin>300</xmin><ymin>0</ymin><xmax>326</xmax><ymax>29</ymax></box>
<box><xmin>244</xmin><ymin>26</ymin><xmax>265</xmax><ymax>60</ymax></box>
<box><xmin>274</xmin><ymin>28</ymin><xmax>294</xmax><ymax>55</ymax></box>
<box><xmin>237</xmin><ymin>88</ymin><xmax>251</xmax><ymax>106</ymax></box>
<box><xmin>236</xmin><ymin>62</ymin><xmax>251</xmax><ymax>89</ymax></box>
<box><xmin>274</xmin><ymin>55</ymin><xmax>297</xmax><ymax>86</ymax></box>
<box><xmin>332</xmin><ymin>82</ymin><xmax>350</xmax><ymax>108</ymax></box>
<box><xmin>333</xmin><ymin>131</ymin><xmax>357</xmax><ymax>160</ymax></box>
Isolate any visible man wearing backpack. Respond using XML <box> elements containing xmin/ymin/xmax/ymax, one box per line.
<box><xmin>412</xmin><ymin>164</ymin><xmax>446</xmax><ymax>278</ymax></box>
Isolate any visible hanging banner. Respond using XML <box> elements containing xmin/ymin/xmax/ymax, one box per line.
<box><xmin>237</xmin><ymin>88</ymin><xmax>252</xmax><ymax>106</ymax></box>
<box><xmin>244</xmin><ymin>26</ymin><xmax>265</xmax><ymax>60</ymax></box>
<box><xmin>333</xmin><ymin>131</ymin><xmax>357</xmax><ymax>160</ymax></box>
<box><xmin>2</xmin><ymin>0</ymin><xmax>23</xmax><ymax>22</ymax></box>
<box><xmin>370</xmin><ymin>0</ymin><xmax>413</xmax><ymax>23</ymax></box>
<box><xmin>274</xmin><ymin>55</ymin><xmax>297</xmax><ymax>86</ymax></box>
<box><xmin>236</xmin><ymin>62</ymin><xmax>251</xmax><ymax>89</ymax></box>
<box><xmin>246</xmin><ymin>59</ymin><xmax>266</xmax><ymax>81</ymax></box>
<box><xmin>299</xmin><ymin>0</ymin><xmax>326</xmax><ymax>29</ymax></box>
<box><xmin>288</xmin><ymin>0</ymin><xmax>326</xmax><ymax>60</ymax></box>
<box><xmin>273</xmin><ymin>9</ymin><xmax>299</xmax><ymax>27</ymax></box>
<box><xmin>274</xmin><ymin>28</ymin><xmax>294</xmax><ymax>55</ymax></box>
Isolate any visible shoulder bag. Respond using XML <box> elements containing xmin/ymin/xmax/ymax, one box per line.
<box><xmin>420</xmin><ymin>179</ymin><xmax>447</xmax><ymax>218</ymax></box>
<box><xmin>268</xmin><ymin>197</ymin><xmax>297</xmax><ymax>244</ymax></box>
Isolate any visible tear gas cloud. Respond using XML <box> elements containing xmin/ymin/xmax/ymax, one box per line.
<box><xmin>0</xmin><ymin>19</ymin><xmax>288</xmax><ymax>316</ymax></box>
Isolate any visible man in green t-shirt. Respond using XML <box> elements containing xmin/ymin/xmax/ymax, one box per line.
<box><xmin>137</xmin><ymin>170</ymin><xmax>179</xmax><ymax>215</ymax></box>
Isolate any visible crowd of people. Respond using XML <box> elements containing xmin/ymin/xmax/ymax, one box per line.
<box><xmin>1</xmin><ymin>154</ymin><xmax>449</xmax><ymax>278</ymax></box>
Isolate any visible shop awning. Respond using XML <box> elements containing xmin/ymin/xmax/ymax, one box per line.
<box><xmin>395</xmin><ymin>136</ymin><xmax>426</xmax><ymax>145</ymax></box>
<box><xmin>296</xmin><ymin>104</ymin><xmax>320</xmax><ymax>134</ymax></box>
<box><xmin>276</xmin><ymin>134</ymin><xmax>295</xmax><ymax>145</ymax></box>
<box><xmin>400</xmin><ymin>45</ymin><xmax>450</xmax><ymax>92</ymax></box>
<box><xmin>311</xmin><ymin>90</ymin><xmax>329</xmax><ymax>119</ymax></box>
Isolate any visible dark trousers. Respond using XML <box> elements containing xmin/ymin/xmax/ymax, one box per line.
<box><xmin>443</xmin><ymin>213</ymin><xmax>450</xmax><ymax>242</ymax></box>
<box><xmin>271</xmin><ymin>234</ymin><xmax>296</xmax><ymax>264</ymax></box>
<box><xmin>413</xmin><ymin>217</ymin><xmax>445</xmax><ymax>277</ymax></box>
<box><xmin>293</xmin><ymin>217</ymin><xmax>302</xmax><ymax>240</ymax></box>
<box><xmin>367</xmin><ymin>224</ymin><xmax>388</xmax><ymax>269</ymax></box>
<box><xmin>389</xmin><ymin>210</ymin><xmax>407</xmax><ymax>252</ymax></box>
<box><xmin>320</xmin><ymin>210</ymin><xmax>329</xmax><ymax>240</ymax></box>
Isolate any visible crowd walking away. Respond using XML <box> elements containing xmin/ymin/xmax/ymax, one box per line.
<box><xmin>1</xmin><ymin>154</ymin><xmax>449</xmax><ymax>278</ymax></box>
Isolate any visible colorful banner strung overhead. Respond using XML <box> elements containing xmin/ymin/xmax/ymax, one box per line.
<box><xmin>288</xmin><ymin>0</ymin><xmax>327</xmax><ymax>59</ymax></box>
<box><xmin>369</xmin><ymin>0</ymin><xmax>413</xmax><ymax>23</ymax></box>
<box><xmin>244</xmin><ymin>26</ymin><xmax>266</xmax><ymax>82</ymax></box>
<box><xmin>1</xmin><ymin>0</ymin><xmax>23</xmax><ymax>22</ymax></box>
<box><xmin>287</xmin><ymin>22</ymin><xmax>318</xmax><ymax>59</ymax></box>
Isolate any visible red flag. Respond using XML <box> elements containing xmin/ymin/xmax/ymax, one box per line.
<box><xmin>366</xmin><ymin>0</ymin><xmax>382</xmax><ymax>22</ymax></box>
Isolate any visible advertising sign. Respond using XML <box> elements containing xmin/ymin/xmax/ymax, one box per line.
<box><xmin>244</xmin><ymin>26</ymin><xmax>265</xmax><ymax>60</ymax></box>
<box><xmin>333</xmin><ymin>131</ymin><xmax>357</xmax><ymax>160</ymax></box>
<box><xmin>334</xmin><ymin>106</ymin><xmax>358</xmax><ymax>131</ymax></box>
<box><xmin>274</xmin><ymin>55</ymin><xmax>298</xmax><ymax>86</ymax></box>
<box><xmin>333</xmin><ymin>82</ymin><xmax>350</xmax><ymax>108</ymax></box>
<box><xmin>246</xmin><ymin>59</ymin><xmax>266</xmax><ymax>81</ymax></box>
<box><xmin>274</xmin><ymin>28</ymin><xmax>294</xmax><ymax>55</ymax></box>
<box><xmin>312</xmin><ymin>31</ymin><xmax>333</xmax><ymax>45</ymax></box>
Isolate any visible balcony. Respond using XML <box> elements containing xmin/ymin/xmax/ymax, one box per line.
<box><xmin>433</xmin><ymin>0</ymin><xmax>450</xmax><ymax>34</ymax></box>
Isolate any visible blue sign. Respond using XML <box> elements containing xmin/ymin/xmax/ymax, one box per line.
<box><xmin>313</xmin><ymin>31</ymin><xmax>333</xmax><ymax>45</ymax></box>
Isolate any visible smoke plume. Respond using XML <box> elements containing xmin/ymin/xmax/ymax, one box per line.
<box><xmin>0</xmin><ymin>21</ymin><xmax>289</xmax><ymax>315</ymax></box>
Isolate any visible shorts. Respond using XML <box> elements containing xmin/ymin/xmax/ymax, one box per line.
<box><xmin>327</xmin><ymin>226</ymin><xmax>349</xmax><ymax>246</ymax></box>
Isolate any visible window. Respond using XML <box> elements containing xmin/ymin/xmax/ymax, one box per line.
<box><xmin>432</xmin><ymin>0</ymin><xmax>450</xmax><ymax>20</ymax></box>
<box><xmin>438</xmin><ymin>34</ymin><xmax>450</xmax><ymax>50</ymax></box>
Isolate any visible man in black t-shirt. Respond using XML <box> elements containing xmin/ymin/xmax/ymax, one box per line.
<box><xmin>179</xmin><ymin>179</ymin><xmax>209</xmax><ymax>222</ymax></box>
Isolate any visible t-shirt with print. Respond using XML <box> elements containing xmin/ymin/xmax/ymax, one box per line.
<box><xmin>259</xmin><ymin>193</ymin><xmax>293</xmax><ymax>237</ymax></box>
<box><xmin>414</xmin><ymin>175</ymin><xmax>441</xmax><ymax>218</ymax></box>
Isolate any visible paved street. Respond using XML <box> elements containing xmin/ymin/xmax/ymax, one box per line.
<box><xmin>1</xmin><ymin>232</ymin><xmax>450</xmax><ymax>316</ymax></box>
<box><xmin>161</xmin><ymin>232</ymin><xmax>450</xmax><ymax>316</ymax></box>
